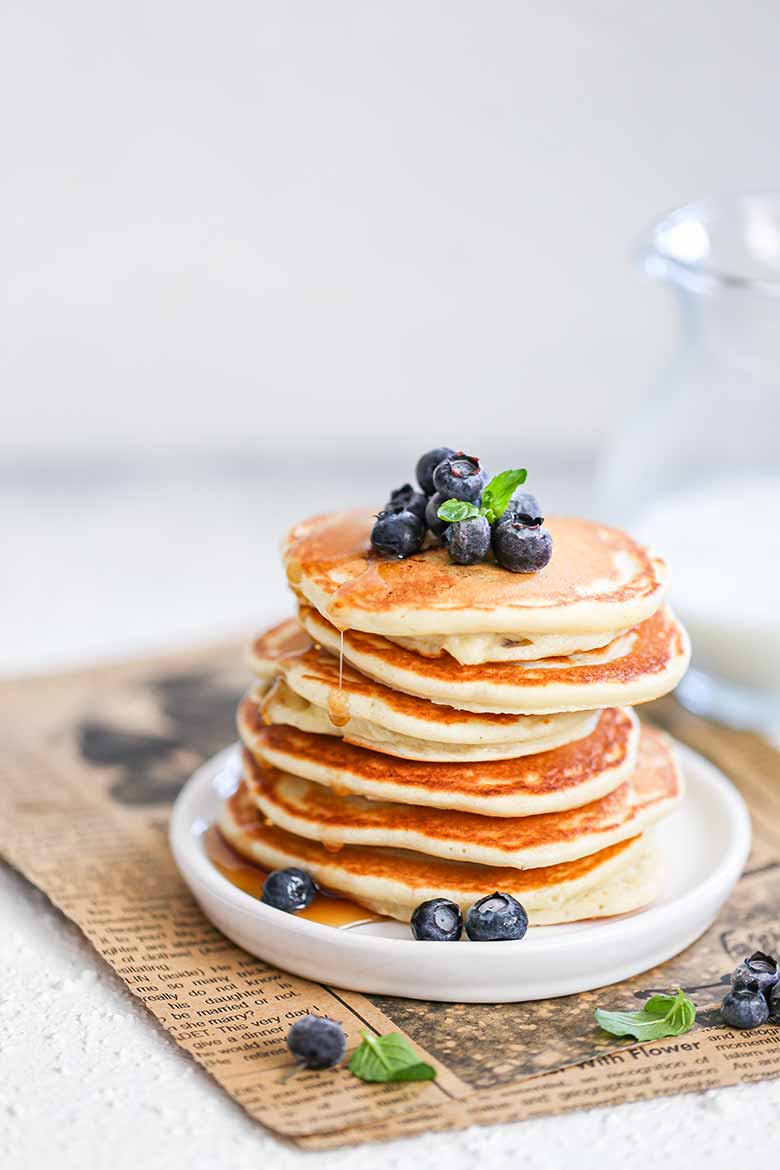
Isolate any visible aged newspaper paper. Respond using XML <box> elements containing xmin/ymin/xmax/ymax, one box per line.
<box><xmin>2</xmin><ymin>646</ymin><xmax>780</xmax><ymax>1146</ymax></box>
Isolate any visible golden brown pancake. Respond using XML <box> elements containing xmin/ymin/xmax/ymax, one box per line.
<box><xmin>283</xmin><ymin>510</ymin><xmax>669</xmax><ymax>637</ymax></box>
<box><xmin>248</xmin><ymin>618</ymin><xmax>310</xmax><ymax>680</ymax></box>
<box><xmin>241</xmin><ymin>725</ymin><xmax>680</xmax><ymax>868</ymax></box>
<box><xmin>258</xmin><ymin>677</ymin><xmax>599</xmax><ymax>762</ymax></box>
<box><xmin>248</xmin><ymin>618</ymin><xmax>598</xmax><ymax>752</ymax></box>
<box><xmin>238</xmin><ymin>700</ymin><xmax>639</xmax><ymax>815</ymax></box>
<box><xmin>218</xmin><ymin>781</ymin><xmax>656</xmax><ymax>924</ymax></box>
<box><xmin>299</xmin><ymin>603</ymin><xmax>691</xmax><ymax>714</ymax></box>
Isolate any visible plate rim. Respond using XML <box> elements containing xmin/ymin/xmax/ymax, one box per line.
<box><xmin>169</xmin><ymin>738</ymin><xmax>752</xmax><ymax>956</ymax></box>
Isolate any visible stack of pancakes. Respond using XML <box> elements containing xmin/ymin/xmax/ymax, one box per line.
<box><xmin>220</xmin><ymin>509</ymin><xmax>691</xmax><ymax>926</ymax></box>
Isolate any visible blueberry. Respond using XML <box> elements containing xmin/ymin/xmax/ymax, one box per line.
<box><xmin>425</xmin><ymin>492</ymin><xmax>449</xmax><ymax>539</ymax></box>
<box><xmin>410</xmin><ymin>898</ymin><xmax>463</xmax><ymax>941</ymax></box>
<box><xmin>720</xmin><ymin>982</ymin><xmax>769</xmax><ymax>1029</ymax></box>
<box><xmin>432</xmin><ymin>453</ymin><xmax>488</xmax><ymax>503</ymax></box>
<box><xmin>371</xmin><ymin>509</ymin><xmax>425</xmax><ymax>558</ymax></box>
<box><xmin>731</xmin><ymin>951</ymin><xmax>779</xmax><ymax>996</ymax></box>
<box><xmin>386</xmin><ymin>483</ymin><xmax>428</xmax><ymax>524</ymax></box>
<box><xmin>287</xmin><ymin>1014</ymin><xmax>347</xmax><ymax>1069</ymax></box>
<box><xmin>446</xmin><ymin>515</ymin><xmax>491</xmax><ymax>565</ymax></box>
<box><xmin>504</xmin><ymin>491</ymin><xmax>542</xmax><ymax>522</ymax></box>
<box><xmin>492</xmin><ymin>518</ymin><xmax>553</xmax><ymax>573</ymax></box>
<box><xmin>261</xmin><ymin>867</ymin><xmax>318</xmax><ymax>913</ymax></box>
<box><xmin>465</xmin><ymin>892</ymin><xmax>528</xmax><ymax>942</ymax></box>
<box><xmin>768</xmin><ymin>983</ymin><xmax>780</xmax><ymax>1025</ymax></box>
<box><xmin>416</xmin><ymin>446</ymin><xmax>456</xmax><ymax>495</ymax></box>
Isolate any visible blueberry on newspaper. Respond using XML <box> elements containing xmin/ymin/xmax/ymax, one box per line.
<box><xmin>731</xmin><ymin>950</ymin><xmax>779</xmax><ymax>995</ymax></box>
<box><xmin>719</xmin><ymin>949</ymin><xmax>780</xmax><ymax>1029</ymax></box>
<box><xmin>287</xmin><ymin>1015</ymin><xmax>346</xmax><ymax>1069</ymax></box>
<box><xmin>721</xmin><ymin>982</ymin><xmax>769</xmax><ymax>1030</ymax></box>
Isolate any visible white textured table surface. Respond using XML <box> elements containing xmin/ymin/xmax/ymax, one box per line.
<box><xmin>3</xmin><ymin>465</ymin><xmax>778</xmax><ymax>1168</ymax></box>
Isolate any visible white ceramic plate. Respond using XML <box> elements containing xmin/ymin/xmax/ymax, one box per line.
<box><xmin>169</xmin><ymin>740</ymin><xmax>750</xmax><ymax>1003</ymax></box>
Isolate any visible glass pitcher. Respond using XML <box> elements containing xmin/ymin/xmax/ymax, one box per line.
<box><xmin>597</xmin><ymin>193</ymin><xmax>780</xmax><ymax>731</ymax></box>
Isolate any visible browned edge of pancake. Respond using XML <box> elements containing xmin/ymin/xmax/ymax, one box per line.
<box><xmin>301</xmin><ymin>603</ymin><xmax>688</xmax><ymax>689</ymax></box>
<box><xmin>239</xmin><ymin>725</ymin><xmax>679</xmax><ymax>853</ymax></box>
<box><xmin>221</xmin><ymin>778</ymin><xmax>644</xmax><ymax>894</ymax></box>
<box><xmin>283</xmin><ymin>510</ymin><xmax>667</xmax><ymax>628</ymax></box>
<box><xmin>238</xmin><ymin>700</ymin><xmax>636</xmax><ymax>799</ymax></box>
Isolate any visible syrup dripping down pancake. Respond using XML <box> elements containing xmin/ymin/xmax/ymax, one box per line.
<box><xmin>249</xmin><ymin>619</ymin><xmax>598</xmax><ymax>756</ymax></box>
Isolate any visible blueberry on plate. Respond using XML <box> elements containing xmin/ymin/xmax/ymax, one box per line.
<box><xmin>492</xmin><ymin>517</ymin><xmax>552</xmax><ymax>573</ymax></box>
<box><xmin>446</xmin><ymin>515</ymin><xmax>491</xmax><ymax>565</ymax></box>
<box><xmin>425</xmin><ymin>492</ymin><xmax>449</xmax><ymax>539</ymax></box>
<box><xmin>410</xmin><ymin>898</ymin><xmax>463</xmax><ymax>941</ymax></box>
<box><xmin>416</xmin><ymin>446</ymin><xmax>456</xmax><ymax>496</ymax></box>
<box><xmin>465</xmin><ymin>892</ymin><xmax>528</xmax><ymax>941</ymax></box>
<box><xmin>261</xmin><ymin>867</ymin><xmax>318</xmax><ymax>913</ymax></box>
<box><xmin>386</xmin><ymin>483</ymin><xmax>428</xmax><ymax>524</ymax></box>
<box><xmin>287</xmin><ymin>1014</ymin><xmax>347</xmax><ymax>1069</ymax></box>
<box><xmin>720</xmin><ymin>981</ymin><xmax>769</xmax><ymax>1029</ymax></box>
<box><xmin>371</xmin><ymin>509</ymin><xmax>425</xmax><ymax>558</ymax></box>
<box><xmin>432</xmin><ymin>453</ymin><xmax>488</xmax><ymax>503</ymax></box>
<box><xmin>731</xmin><ymin>951</ymin><xmax>779</xmax><ymax>995</ymax></box>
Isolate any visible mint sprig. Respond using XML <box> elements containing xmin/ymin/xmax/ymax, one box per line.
<box><xmin>437</xmin><ymin>499</ymin><xmax>482</xmax><ymax>523</ymax></box>
<box><xmin>437</xmin><ymin>468</ymin><xmax>527</xmax><ymax>527</ymax></box>
<box><xmin>348</xmin><ymin>1030</ymin><xmax>436</xmax><ymax>1083</ymax></box>
<box><xmin>595</xmin><ymin>988</ymin><xmax>696</xmax><ymax>1042</ymax></box>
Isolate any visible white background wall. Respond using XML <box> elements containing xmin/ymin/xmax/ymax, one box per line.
<box><xmin>2</xmin><ymin>1</ymin><xmax>780</xmax><ymax>462</ymax></box>
<box><xmin>3</xmin><ymin>1</ymin><xmax>780</xmax><ymax>672</ymax></box>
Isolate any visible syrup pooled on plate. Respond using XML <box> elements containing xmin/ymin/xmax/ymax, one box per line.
<box><xmin>203</xmin><ymin>826</ymin><xmax>383</xmax><ymax>928</ymax></box>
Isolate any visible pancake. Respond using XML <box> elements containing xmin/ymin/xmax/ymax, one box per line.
<box><xmin>283</xmin><ymin>510</ymin><xmax>669</xmax><ymax>638</ymax></box>
<box><xmin>386</xmin><ymin>626</ymin><xmax>631</xmax><ymax>665</ymax></box>
<box><xmin>238</xmin><ymin>701</ymin><xmax>639</xmax><ymax>815</ymax></box>
<box><xmin>258</xmin><ymin>678</ymin><xmax>599</xmax><ymax>762</ymax></box>
<box><xmin>241</xmin><ymin>724</ymin><xmax>679</xmax><ymax>868</ymax></box>
<box><xmin>299</xmin><ymin>603</ymin><xmax>691</xmax><ymax>715</ymax></box>
<box><xmin>249</xmin><ymin>617</ymin><xmax>310</xmax><ymax>681</ymax></box>
<box><xmin>219</xmin><ymin>782</ymin><xmax>657</xmax><ymax>924</ymax></box>
<box><xmin>249</xmin><ymin>619</ymin><xmax>598</xmax><ymax>756</ymax></box>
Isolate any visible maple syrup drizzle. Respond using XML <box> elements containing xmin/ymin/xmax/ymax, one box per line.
<box><xmin>326</xmin><ymin>688</ymin><xmax>351</xmax><ymax>728</ymax></box>
<box><xmin>203</xmin><ymin>826</ymin><xmax>381</xmax><ymax>927</ymax></box>
<box><xmin>325</xmin><ymin>628</ymin><xmax>351</xmax><ymax>727</ymax></box>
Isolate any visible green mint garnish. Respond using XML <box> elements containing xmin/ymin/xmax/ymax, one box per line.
<box><xmin>348</xmin><ymin>1030</ymin><xmax>436</xmax><ymax>1083</ymax></box>
<box><xmin>480</xmin><ymin>468</ymin><xmax>527</xmax><ymax>523</ymax></box>
<box><xmin>437</xmin><ymin>467</ymin><xmax>527</xmax><ymax>526</ymax></box>
<box><xmin>437</xmin><ymin>499</ymin><xmax>483</xmax><ymax>523</ymax></box>
<box><xmin>595</xmin><ymin>988</ymin><xmax>696</xmax><ymax>1042</ymax></box>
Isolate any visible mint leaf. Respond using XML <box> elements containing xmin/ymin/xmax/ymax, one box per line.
<box><xmin>437</xmin><ymin>499</ymin><xmax>482</xmax><ymax>524</ymax></box>
<box><xmin>651</xmin><ymin>990</ymin><xmax>696</xmax><ymax>1033</ymax></box>
<box><xmin>480</xmin><ymin>469</ymin><xmax>527</xmax><ymax>523</ymax></box>
<box><xmin>348</xmin><ymin>1031</ymin><xmax>436</xmax><ymax>1083</ymax></box>
<box><xmin>595</xmin><ymin>989</ymin><xmax>696</xmax><ymax>1042</ymax></box>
